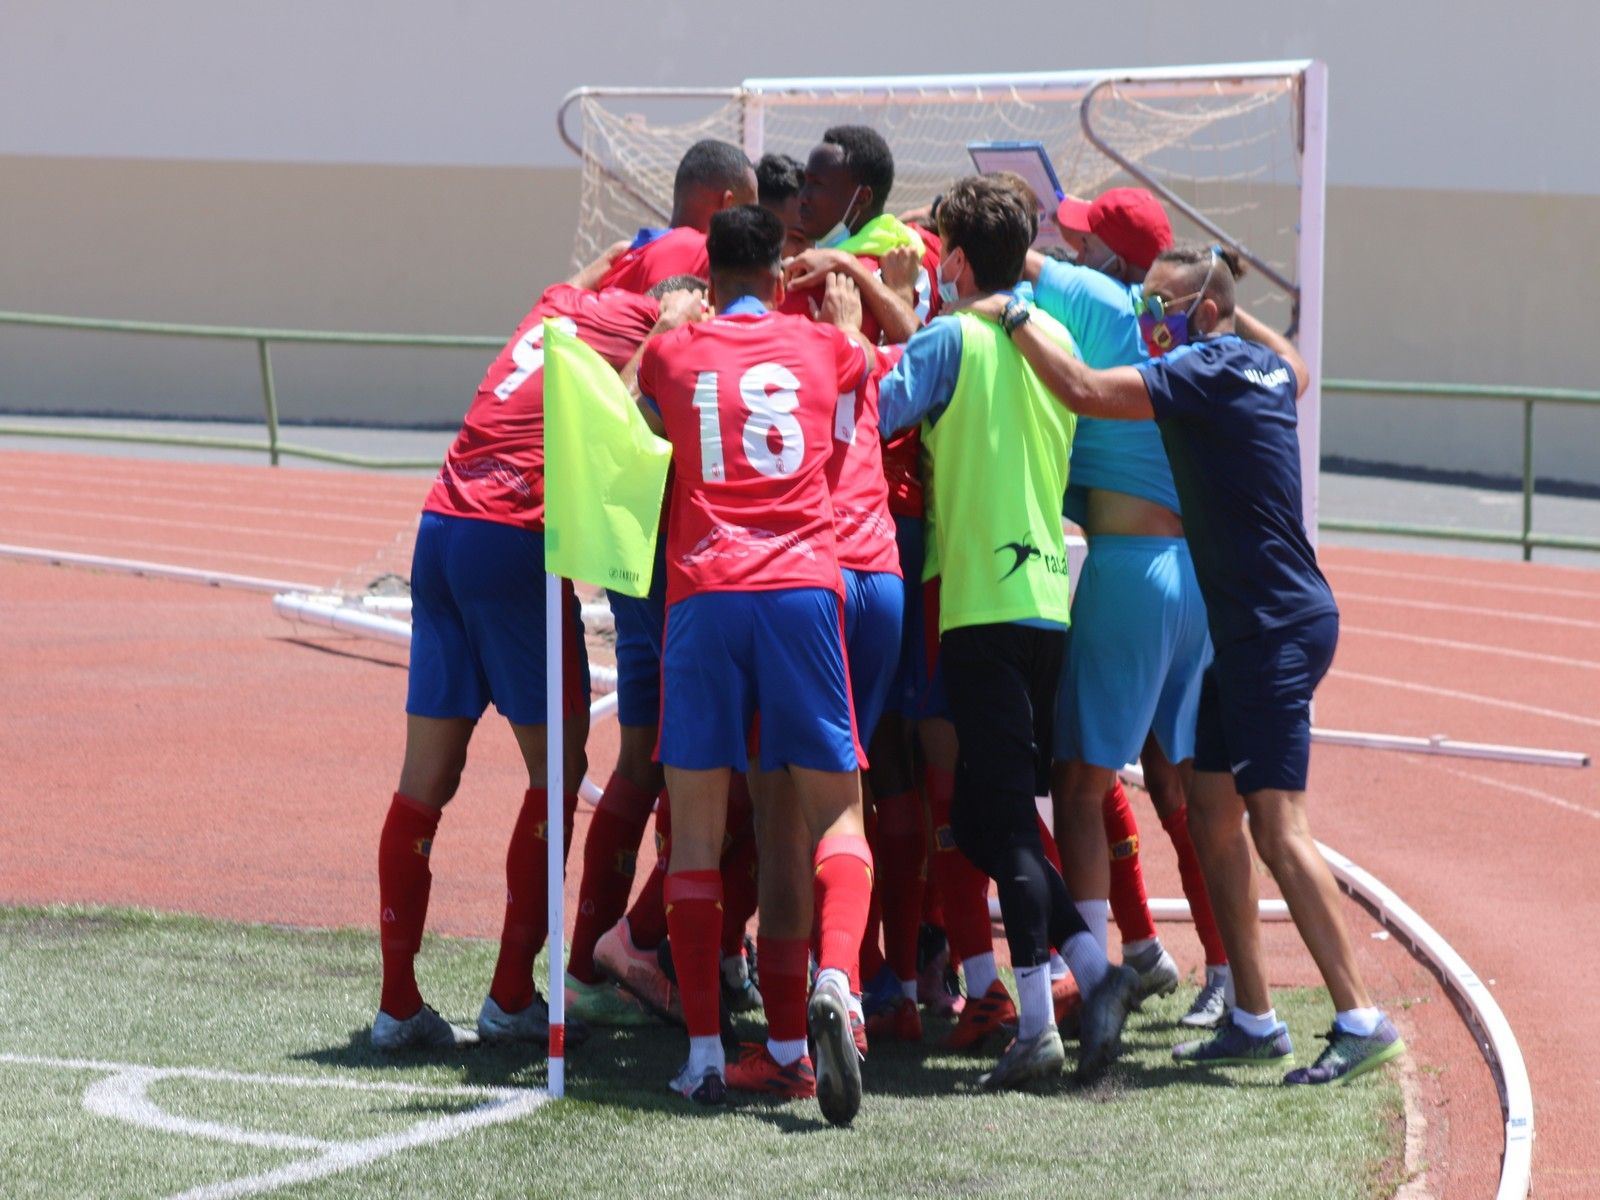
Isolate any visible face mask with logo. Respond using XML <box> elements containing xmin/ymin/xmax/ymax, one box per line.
<box><xmin>1136</xmin><ymin>247</ymin><xmax>1221</xmax><ymax>358</ymax></box>
<box><xmin>816</xmin><ymin>186</ymin><xmax>863</xmax><ymax>250</ymax></box>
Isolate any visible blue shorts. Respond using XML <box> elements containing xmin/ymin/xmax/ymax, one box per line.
<box><xmin>843</xmin><ymin>568</ymin><xmax>904</xmax><ymax>745</ymax></box>
<box><xmin>658</xmin><ymin>588</ymin><xmax>862</xmax><ymax>773</ymax></box>
<box><xmin>917</xmin><ymin>576</ymin><xmax>953</xmax><ymax>722</ymax></box>
<box><xmin>1193</xmin><ymin>610</ymin><xmax>1339</xmax><ymax>794</ymax></box>
<box><xmin>406</xmin><ymin>512</ymin><xmax>588</xmax><ymax>726</ymax></box>
<box><xmin>606</xmin><ymin>539</ymin><xmax>668</xmax><ymax>729</ymax></box>
<box><xmin>883</xmin><ymin>517</ymin><xmax>927</xmax><ymax>718</ymax></box>
<box><xmin>1055</xmin><ymin>535</ymin><xmax>1211</xmax><ymax>769</ymax></box>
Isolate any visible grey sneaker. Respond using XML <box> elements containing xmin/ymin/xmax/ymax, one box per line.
<box><xmin>979</xmin><ymin>1027</ymin><xmax>1066</xmax><ymax>1091</ymax></box>
<box><xmin>669</xmin><ymin>1061</ymin><xmax>727</xmax><ymax>1106</ymax></box>
<box><xmin>1284</xmin><ymin>1018</ymin><xmax>1406</xmax><ymax>1085</ymax></box>
<box><xmin>1173</xmin><ymin>1018</ymin><xmax>1293</xmax><ymax>1066</ymax></box>
<box><xmin>1180</xmin><ymin>971</ymin><xmax>1230</xmax><ymax>1029</ymax></box>
<box><xmin>808</xmin><ymin>977</ymin><xmax>863</xmax><ymax>1127</ymax></box>
<box><xmin>1077</xmin><ymin>964</ymin><xmax>1139</xmax><ymax>1083</ymax></box>
<box><xmin>721</xmin><ymin>952</ymin><xmax>764</xmax><ymax>1013</ymax></box>
<box><xmin>477</xmin><ymin>993</ymin><xmax>591</xmax><ymax>1046</ymax></box>
<box><xmin>371</xmin><ymin>1005</ymin><xmax>478</xmax><ymax>1051</ymax></box>
<box><xmin>1124</xmin><ymin>942</ymin><xmax>1180</xmax><ymax>1008</ymax></box>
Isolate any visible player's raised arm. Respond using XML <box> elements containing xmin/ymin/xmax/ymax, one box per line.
<box><xmin>785</xmin><ymin>247</ymin><xmax>919</xmax><ymax>344</ymax></box>
<box><xmin>967</xmin><ymin>292</ymin><xmax>1154</xmax><ymax>421</ymax></box>
<box><xmin>1235</xmin><ymin>307</ymin><xmax>1311</xmax><ymax>398</ymax></box>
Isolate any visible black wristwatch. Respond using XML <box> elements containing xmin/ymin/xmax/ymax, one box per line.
<box><xmin>1001</xmin><ymin>297</ymin><xmax>1031</xmax><ymax>336</ymax></box>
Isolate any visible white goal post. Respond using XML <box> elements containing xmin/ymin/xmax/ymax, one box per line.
<box><xmin>557</xmin><ymin>60</ymin><xmax>1328</xmax><ymax>538</ymax></box>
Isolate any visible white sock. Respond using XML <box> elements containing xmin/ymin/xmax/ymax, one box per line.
<box><xmin>899</xmin><ymin>977</ymin><xmax>918</xmax><ymax>1001</ymax></box>
<box><xmin>1122</xmin><ymin>936</ymin><xmax>1157</xmax><ymax>959</ymax></box>
<box><xmin>814</xmin><ymin>966</ymin><xmax>850</xmax><ymax>999</ymax></box>
<box><xmin>687</xmin><ymin>1034</ymin><xmax>725</xmax><ymax>1078</ymax></box>
<box><xmin>1074</xmin><ymin>899</ymin><xmax>1110</xmax><ymax>953</ymax></box>
<box><xmin>1061</xmin><ymin>931</ymin><xmax>1109</xmax><ymax>996</ymax></box>
<box><xmin>1335</xmin><ymin>1006</ymin><xmax>1382</xmax><ymax>1037</ymax></box>
<box><xmin>1048</xmin><ymin>950</ymin><xmax>1068</xmax><ymax>982</ymax></box>
<box><xmin>1231</xmin><ymin>1007</ymin><xmax>1278</xmax><ymax>1038</ymax></box>
<box><xmin>768</xmin><ymin>1036</ymin><xmax>808</xmax><ymax>1065</ymax></box>
<box><xmin>1015</xmin><ymin>963</ymin><xmax>1054</xmax><ymax>1041</ymax></box>
<box><xmin>962</xmin><ymin>952</ymin><xmax>998</xmax><ymax>996</ymax></box>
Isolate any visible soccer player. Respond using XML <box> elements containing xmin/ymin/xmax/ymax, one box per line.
<box><xmin>782</xmin><ymin>124</ymin><xmax>938</xmax><ymax>344</ymax></box>
<box><xmin>974</xmin><ymin>244</ymin><xmax>1407</xmax><ymax>1086</ymax></box>
<box><xmin>596</xmin><ymin>139</ymin><xmax>757</xmax><ymax>293</ymax></box>
<box><xmin>1023</xmin><ymin>188</ymin><xmax>1231</xmax><ymax>1028</ymax></box>
<box><xmin>370</xmin><ymin>277</ymin><xmax>700</xmax><ymax>1050</ymax></box>
<box><xmin>636</xmin><ymin>204</ymin><xmax>875</xmax><ymax>1124</ymax></box>
<box><xmin>756</xmin><ymin>152</ymin><xmax>811</xmax><ymax>259</ymax></box>
<box><xmin>875</xmin><ymin>176</ymin><xmax>1140</xmax><ymax>1090</ymax></box>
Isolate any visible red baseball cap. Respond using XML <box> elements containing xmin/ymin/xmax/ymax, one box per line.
<box><xmin>1054</xmin><ymin>195</ymin><xmax>1092</xmax><ymax>233</ymax></box>
<box><xmin>1086</xmin><ymin>188</ymin><xmax>1173</xmax><ymax>271</ymax></box>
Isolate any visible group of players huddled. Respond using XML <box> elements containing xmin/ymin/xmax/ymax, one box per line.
<box><xmin>371</xmin><ymin>129</ymin><xmax>1405</xmax><ymax>1127</ymax></box>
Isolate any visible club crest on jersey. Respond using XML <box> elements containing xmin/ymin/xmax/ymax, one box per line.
<box><xmin>1110</xmin><ymin>835</ymin><xmax>1140</xmax><ymax>861</ymax></box>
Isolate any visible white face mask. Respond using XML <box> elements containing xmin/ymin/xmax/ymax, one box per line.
<box><xmin>1085</xmin><ymin>247</ymin><xmax>1121</xmax><ymax>277</ymax></box>
<box><xmin>817</xmin><ymin>186</ymin><xmax>863</xmax><ymax>249</ymax></box>
<box><xmin>936</xmin><ymin>252</ymin><xmax>962</xmax><ymax>306</ymax></box>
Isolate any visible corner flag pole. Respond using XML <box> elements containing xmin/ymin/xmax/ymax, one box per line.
<box><xmin>545</xmin><ymin>570</ymin><xmax>566</xmax><ymax>1098</ymax></box>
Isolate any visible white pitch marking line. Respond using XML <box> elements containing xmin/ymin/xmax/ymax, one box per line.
<box><xmin>1338</xmin><ymin>590</ymin><xmax>1600</xmax><ymax>631</ymax></box>
<box><xmin>1431</xmin><ymin>764</ymin><xmax>1600</xmax><ymax>822</ymax></box>
<box><xmin>1329</xmin><ymin>668</ymin><xmax>1600</xmax><ymax>731</ymax></box>
<box><xmin>1329</xmin><ymin>560</ymin><xmax>1600</xmax><ymax>602</ymax></box>
<box><xmin>0</xmin><ymin>1054</ymin><xmax>549</xmax><ymax>1200</ymax></box>
<box><xmin>1341</xmin><ymin>624</ymin><xmax>1600</xmax><ymax>673</ymax></box>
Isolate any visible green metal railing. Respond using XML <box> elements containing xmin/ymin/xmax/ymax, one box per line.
<box><xmin>0</xmin><ymin>310</ymin><xmax>502</xmax><ymax>470</ymax></box>
<box><xmin>1</xmin><ymin>311</ymin><xmax>1597</xmax><ymax>558</ymax></box>
<box><xmin>1320</xmin><ymin>378</ymin><xmax>1600</xmax><ymax>560</ymax></box>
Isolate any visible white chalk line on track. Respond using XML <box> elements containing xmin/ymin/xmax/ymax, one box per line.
<box><xmin>0</xmin><ymin>482</ymin><xmax>418</xmax><ymax>529</ymax></box>
<box><xmin>2</xmin><ymin>502</ymin><xmax>405</xmax><ymax>549</ymax></box>
<box><xmin>0</xmin><ymin>452</ymin><xmax>433</xmax><ymax>502</ymax></box>
<box><xmin>0</xmin><ymin>528</ymin><xmax>356</xmax><ymax>576</ymax></box>
<box><xmin>1328</xmin><ymin>560</ymin><xmax>1600</xmax><ymax>603</ymax></box>
<box><xmin>1330</xmin><ymin>667</ymin><xmax>1600</xmax><ymax>731</ymax></box>
<box><xmin>0</xmin><ymin>1053</ymin><xmax>548</xmax><ymax>1200</ymax></box>
<box><xmin>1341</xmin><ymin>624</ymin><xmax>1600</xmax><ymax>673</ymax></box>
<box><xmin>1430</xmin><ymin>763</ymin><xmax>1600</xmax><ymax>822</ymax></box>
<box><xmin>1338</xmin><ymin>590</ymin><xmax>1600</xmax><ymax>631</ymax></box>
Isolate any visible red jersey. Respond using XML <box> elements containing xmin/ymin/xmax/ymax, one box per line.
<box><xmin>826</xmin><ymin>347</ymin><xmax>901</xmax><ymax>576</ymax></box>
<box><xmin>597</xmin><ymin>227</ymin><xmax>710</xmax><ymax>294</ymax></box>
<box><xmin>423</xmin><ymin>283</ymin><xmax>659</xmax><ymax>532</ymax></box>
<box><xmin>639</xmin><ymin>302</ymin><xmax>871</xmax><ymax>605</ymax></box>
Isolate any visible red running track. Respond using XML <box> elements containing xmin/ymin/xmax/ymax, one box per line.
<box><xmin>3</xmin><ymin>449</ymin><xmax>1597</xmax><ymax>1198</ymax></box>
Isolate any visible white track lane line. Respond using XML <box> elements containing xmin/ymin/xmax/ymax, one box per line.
<box><xmin>1337</xmin><ymin>591</ymin><xmax>1600</xmax><ymax>631</ymax></box>
<box><xmin>2</xmin><ymin>503</ymin><xmax>402</xmax><ymax>549</ymax></box>
<box><xmin>1328</xmin><ymin>560</ymin><xmax>1600</xmax><ymax>602</ymax></box>
<box><xmin>0</xmin><ymin>462</ymin><xmax>427</xmax><ymax>511</ymax></box>
<box><xmin>1430</xmin><ymin>763</ymin><xmax>1600</xmax><ymax>822</ymax></box>
<box><xmin>0</xmin><ymin>528</ymin><xmax>354</xmax><ymax>576</ymax></box>
<box><xmin>1341</xmin><ymin>624</ymin><xmax>1600</xmax><ymax>673</ymax></box>
<box><xmin>0</xmin><ymin>482</ymin><xmax>414</xmax><ymax>529</ymax></box>
<box><xmin>1330</xmin><ymin>668</ymin><xmax>1600</xmax><ymax>730</ymax></box>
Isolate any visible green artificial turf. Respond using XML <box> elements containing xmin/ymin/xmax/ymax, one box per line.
<box><xmin>0</xmin><ymin>906</ymin><xmax>1405</xmax><ymax>1199</ymax></box>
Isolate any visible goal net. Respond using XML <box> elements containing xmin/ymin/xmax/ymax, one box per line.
<box><xmin>557</xmin><ymin>61</ymin><xmax>1328</xmax><ymax>529</ymax></box>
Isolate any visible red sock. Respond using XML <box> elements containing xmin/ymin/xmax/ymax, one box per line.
<box><xmin>1036</xmin><ymin>810</ymin><xmax>1064</xmax><ymax>875</ymax></box>
<box><xmin>1163</xmin><ymin>805</ymin><xmax>1228</xmax><ymax>966</ymax></box>
<box><xmin>926</xmin><ymin>765</ymin><xmax>993</xmax><ymax>963</ymax></box>
<box><xmin>489</xmin><ymin>788</ymin><xmax>577</xmax><ymax>1014</ymax></box>
<box><xmin>1104</xmin><ymin>780</ymin><xmax>1157</xmax><ymax>944</ymax></box>
<box><xmin>664</xmin><ymin>869</ymin><xmax>723</xmax><ymax>1038</ymax></box>
<box><xmin>377</xmin><ymin>793</ymin><xmax>441</xmax><ymax>1018</ymax></box>
<box><xmin>875</xmin><ymin>788</ymin><xmax>926</xmax><ymax>982</ymax></box>
<box><xmin>759</xmin><ymin>935</ymin><xmax>810</xmax><ymax>1043</ymax></box>
<box><xmin>815</xmin><ymin>835</ymin><xmax>874</xmax><ymax>991</ymax></box>
<box><xmin>858</xmin><ymin>806</ymin><xmax>886</xmax><ymax>982</ymax></box>
<box><xmin>719</xmin><ymin>780</ymin><xmax>758</xmax><ymax>957</ymax></box>
<box><xmin>569</xmin><ymin>773</ymin><xmax>656</xmax><ymax>983</ymax></box>
<box><xmin>626</xmin><ymin>799</ymin><xmax>671</xmax><ymax>949</ymax></box>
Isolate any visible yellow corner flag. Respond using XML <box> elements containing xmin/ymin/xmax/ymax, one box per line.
<box><xmin>542</xmin><ymin>318</ymin><xmax>672</xmax><ymax>598</ymax></box>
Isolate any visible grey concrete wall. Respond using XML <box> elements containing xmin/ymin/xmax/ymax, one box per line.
<box><xmin>3</xmin><ymin>155</ymin><xmax>1597</xmax><ymax>489</ymax></box>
